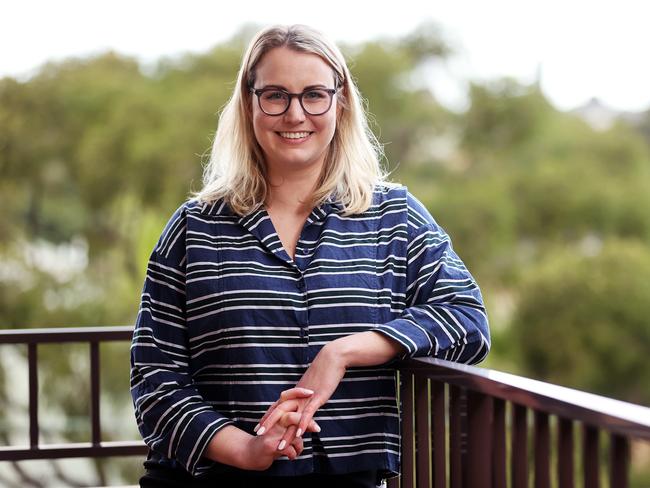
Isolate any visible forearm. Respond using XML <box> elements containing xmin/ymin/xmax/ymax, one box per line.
<box><xmin>329</xmin><ymin>331</ymin><xmax>406</xmax><ymax>368</ymax></box>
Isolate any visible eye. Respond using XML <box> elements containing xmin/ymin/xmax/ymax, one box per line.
<box><xmin>304</xmin><ymin>89</ymin><xmax>327</xmax><ymax>100</ymax></box>
<box><xmin>262</xmin><ymin>90</ymin><xmax>287</xmax><ymax>101</ymax></box>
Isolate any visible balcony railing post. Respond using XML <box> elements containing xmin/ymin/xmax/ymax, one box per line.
<box><xmin>449</xmin><ymin>385</ymin><xmax>465</xmax><ymax>488</ymax></box>
<box><xmin>492</xmin><ymin>398</ymin><xmax>507</xmax><ymax>488</ymax></box>
<box><xmin>28</xmin><ymin>343</ymin><xmax>39</xmax><ymax>448</ymax></box>
<box><xmin>583</xmin><ymin>424</ymin><xmax>600</xmax><ymax>487</ymax></box>
<box><xmin>512</xmin><ymin>404</ymin><xmax>528</xmax><ymax>488</ymax></box>
<box><xmin>558</xmin><ymin>417</ymin><xmax>574</xmax><ymax>488</ymax></box>
<box><xmin>402</xmin><ymin>371</ymin><xmax>415</xmax><ymax>488</ymax></box>
<box><xmin>467</xmin><ymin>390</ymin><xmax>493</xmax><ymax>488</ymax></box>
<box><xmin>431</xmin><ymin>381</ymin><xmax>446</xmax><ymax>488</ymax></box>
<box><xmin>415</xmin><ymin>375</ymin><xmax>430</xmax><ymax>488</ymax></box>
<box><xmin>90</xmin><ymin>341</ymin><xmax>101</xmax><ymax>446</ymax></box>
<box><xmin>534</xmin><ymin>411</ymin><xmax>550</xmax><ymax>488</ymax></box>
<box><xmin>609</xmin><ymin>434</ymin><xmax>629</xmax><ymax>488</ymax></box>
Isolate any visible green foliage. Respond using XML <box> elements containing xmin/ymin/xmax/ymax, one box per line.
<box><xmin>343</xmin><ymin>37</ymin><xmax>450</xmax><ymax>169</ymax></box>
<box><xmin>511</xmin><ymin>240</ymin><xmax>650</xmax><ymax>404</ymax></box>
<box><xmin>462</xmin><ymin>79</ymin><xmax>555</xmax><ymax>163</ymax></box>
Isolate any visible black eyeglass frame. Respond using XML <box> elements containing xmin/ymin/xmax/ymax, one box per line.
<box><xmin>249</xmin><ymin>87</ymin><xmax>339</xmax><ymax>116</ymax></box>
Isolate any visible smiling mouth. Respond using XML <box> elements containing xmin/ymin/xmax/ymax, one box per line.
<box><xmin>277</xmin><ymin>131</ymin><xmax>313</xmax><ymax>139</ymax></box>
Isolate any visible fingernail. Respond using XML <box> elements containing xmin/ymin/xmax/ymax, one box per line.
<box><xmin>253</xmin><ymin>423</ymin><xmax>260</xmax><ymax>432</ymax></box>
<box><xmin>256</xmin><ymin>426</ymin><xmax>266</xmax><ymax>436</ymax></box>
<box><xmin>278</xmin><ymin>440</ymin><xmax>286</xmax><ymax>450</ymax></box>
<box><xmin>302</xmin><ymin>388</ymin><xmax>314</xmax><ymax>394</ymax></box>
<box><xmin>314</xmin><ymin>423</ymin><xmax>321</xmax><ymax>432</ymax></box>
<box><xmin>296</xmin><ymin>428</ymin><xmax>302</xmax><ymax>437</ymax></box>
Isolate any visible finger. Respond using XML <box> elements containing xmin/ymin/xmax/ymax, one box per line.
<box><xmin>279</xmin><ymin>412</ymin><xmax>320</xmax><ymax>437</ymax></box>
<box><xmin>279</xmin><ymin>443</ymin><xmax>298</xmax><ymax>461</ymax></box>
<box><xmin>257</xmin><ymin>399</ymin><xmax>300</xmax><ymax>435</ymax></box>
<box><xmin>290</xmin><ymin>434</ymin><xmax>304</xmax><ymax>456</ymax></box>
<box><xmin>297</xmin><ymin>401</ymin><xmax>321</xmax><ymax>437</ymax></box>
<box><xmin>277</xmin><ymin>425</ymin><xmax>297</xmax><ymax>452</ymax></box>
<box><xmin>256</xmin><ymin>387</ymin><xmax>311</xmax><ymax>431</ymax></box>
<box><xmin>279</xmin><ymin>387</ymin><xmax>314</xmax><ymax>402</ymax></box>
<box><xmin>306</xmin><ymin>419</ymin><xmax>321</xmax><ymax>434</ymax></box>
<box><xmin>255</xmin><ymin>398</ymin><xmax>280</xmax><ymax>432</ymax></box>
<box><xmin>279</xmin><ymin>411</ymin><xmax>303</xmax><ymax>428</ymax></box>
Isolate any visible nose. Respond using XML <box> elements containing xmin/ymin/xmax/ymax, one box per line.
<box><xmin>283</xmin><ymin>96</ymin><xmax>306</xmax><ymax>124</ymax></box>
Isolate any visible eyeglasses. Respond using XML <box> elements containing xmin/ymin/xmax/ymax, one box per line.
<box><xmin>250</xmin><ymin>87</ymin><xmax>338</xmax><ymax>116</ymax></box>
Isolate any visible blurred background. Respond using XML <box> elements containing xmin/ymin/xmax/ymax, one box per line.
<box><xmin>1</xmin><ymin>0</ymin><xmax>649</xmax><ymax>486</ymax></box>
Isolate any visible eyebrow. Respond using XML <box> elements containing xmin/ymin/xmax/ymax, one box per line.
<box><xmin>259</xmin><ymin>84</ymin><xmax>331</xmax><ymax>91</ymax></box>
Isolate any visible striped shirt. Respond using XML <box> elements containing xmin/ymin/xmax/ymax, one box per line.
<box><xmin>130</xmin><ymin>184</ymin><xmax>490</xmax><ymax>479</ymax></box>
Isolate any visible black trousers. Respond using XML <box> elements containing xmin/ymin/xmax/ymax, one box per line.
<box><xmin>139</xmin><ymin>462</ymin><xmax>380</xmax><ymax>488</ymax></box>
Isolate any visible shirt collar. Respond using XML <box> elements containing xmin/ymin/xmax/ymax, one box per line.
<box><xmin>200</xmin><ymin>195</ymin><xmax>342</xmax><ymax>220</ymax></box>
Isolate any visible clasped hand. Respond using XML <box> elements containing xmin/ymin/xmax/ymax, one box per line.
<box><xmin>254</xmin><ymin>342</ymin><xmax>347</xmax><ymax>459</ymax></box>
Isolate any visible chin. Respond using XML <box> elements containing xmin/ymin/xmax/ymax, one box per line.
<box><xmin>270</xmin><ymin>151</ymin><xmax>322</xmax><ymax>168</ymax></box>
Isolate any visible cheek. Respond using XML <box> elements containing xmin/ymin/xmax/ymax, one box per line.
<box><xmin>320</xmin><ymin>114</ymin><xmax>337</xmax><ymax>140</ymax></box>
<box><xmin>252</xmin><ymin>113</ymin><xmax>275</xmax><ymax>142</ymax></box>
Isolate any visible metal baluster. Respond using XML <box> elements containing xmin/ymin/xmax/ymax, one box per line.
<box><xmin>28</xmin><ymin>343</ymin><xmax>39</xmax><ymax>448</ymax></box>
<box><xmin>90</xmin><ymin>341</ymin><xmax>101</xmax><ymax>445</ymax></box>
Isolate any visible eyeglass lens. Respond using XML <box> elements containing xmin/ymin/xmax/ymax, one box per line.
<box><xmin>259</xmin><ymin>89</ymin><xmax>332</xmax><ymax>115</ymax></box>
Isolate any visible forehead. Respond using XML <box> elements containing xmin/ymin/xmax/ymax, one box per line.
<box><xmin>254</xmin><ymin>46</ymin><xmax>334</xmax><ymax>89</ymax></box>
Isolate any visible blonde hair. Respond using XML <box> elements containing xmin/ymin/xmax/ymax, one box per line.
<box><xmin>195</xmin><ymin>24</ymin><xmax>387</xmax><ymax>216</ymax></box>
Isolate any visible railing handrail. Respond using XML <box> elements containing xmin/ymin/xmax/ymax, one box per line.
<box><xmin>403</xmin><ymin>357</ymin><xmax>650</xmax><ymax>441</ymax></box>
<box><xmin>0</xmin><ymin>325</ymin><xmax>133</xmax><ymax>344</ymax></box>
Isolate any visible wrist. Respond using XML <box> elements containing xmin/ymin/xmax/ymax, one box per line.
<box><xmin>233</xmin><ymin>432</ymin><xmax>257</xmax><ymax>469</ymax></box>
<box><xmin>205</xmin><ymin>425</ymin><xmax>254</xmax><ymax>469</ymax></box>
<box><xmin>327</xmin><ymin>335</ymin><xmax>356</xmax><ymax>369</ymax></box>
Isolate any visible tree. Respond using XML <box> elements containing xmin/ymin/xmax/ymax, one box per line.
<box><xmin>511</xmin><ymin>239</ymin><xmax>650</xmax><ymax>405</ymax></box>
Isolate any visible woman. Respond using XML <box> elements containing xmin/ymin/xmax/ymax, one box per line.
<box><xmin>130</xmin><ymin>24</ymin><xmax>490</xmax><ymax>488</ymax></box>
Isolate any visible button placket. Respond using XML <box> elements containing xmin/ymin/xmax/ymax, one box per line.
<box><xmin>294</xmin><ymin>269</ymin><xmax>309</xmax><ymax>344</ymax></box>
<box><xmin>297</xmin><ymin>276</ymin><xmax>306</xmax><ymax>291</ymax></box>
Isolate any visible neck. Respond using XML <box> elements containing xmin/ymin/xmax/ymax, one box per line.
<box><xmin>264</xmin><ymin>160</ymin><xmax>324</xmax><ymax>213</ymax></box>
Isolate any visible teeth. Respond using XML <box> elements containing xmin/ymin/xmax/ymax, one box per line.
<box><xmin>279</xmin><ymin>132</ymin><xmax>311</xmax><ymax>139</ymax></box>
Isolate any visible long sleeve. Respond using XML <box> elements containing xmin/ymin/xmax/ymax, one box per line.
<box><xmin>130</xmin><ymin>204</ymin><xmax>233</xmax><ymax>476</ymax></box>
<box><xmin>375</xmin><ymin>193</ymin><xmax>490</xmax><ymax>364</ymax></box>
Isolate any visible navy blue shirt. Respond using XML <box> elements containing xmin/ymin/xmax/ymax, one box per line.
<box><xmin>130</xmin><ymin>184</ymin><xmax>490</xmax><ymax>478</ymax></box>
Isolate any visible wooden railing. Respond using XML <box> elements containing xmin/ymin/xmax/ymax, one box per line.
<box><xmin>1</xmin><ymin>327</ymin><xmax>649</xmax><ymax>487</ymax></box>
<box><xmin>0</xmin><ymin>326</ymin><xmax>147</xmax><ymax>461</ymax></box>
<box><xmin>392</xmin><ymin>358</ymin><xmax>650</xmax><ymax>488</ymax></box>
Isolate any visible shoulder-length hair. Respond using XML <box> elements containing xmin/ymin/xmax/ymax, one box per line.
<box><xmin>194</xmin><ymin>24</ymin><xmax>386</xmax><ymax>216</ymax></box>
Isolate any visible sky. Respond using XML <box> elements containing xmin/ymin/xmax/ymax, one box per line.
<box><xmin>2</xmin><ymin>0</ymin><xmax>649</xmax><ymax>112</ymax></box>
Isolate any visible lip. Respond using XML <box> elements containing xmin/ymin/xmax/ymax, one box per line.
<box><xmin>275</xmin><ymin>131</ymin><xmax>313</xmax><ymax>145</ymax></box>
